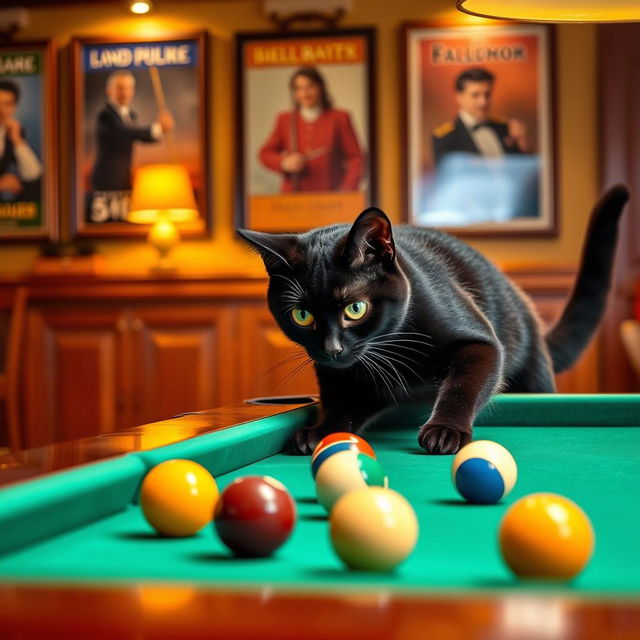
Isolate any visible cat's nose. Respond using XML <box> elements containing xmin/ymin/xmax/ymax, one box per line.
<box><xmin>324</xmin><ymin>338</ymin><xmax>344</xmax><ymax>359</ymax></box>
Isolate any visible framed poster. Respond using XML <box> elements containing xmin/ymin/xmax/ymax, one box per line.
<box><xmin>236</xmin><ymin>29</ymin><xmax>377</xmax><ymax>232</ymax></box>
<box><xmin>403</xmin><ymin>23</ymin><xmax>556</xmax><ymax>236</ymax></box>
<box><xmin>71</xmin><ymin>32</ymin><xmax>209</xmax><ymax>238</ymax></box>
<box><xmin>0</xmin><ymin>40</ymin><xmax>57</xmax><ymax>241</ymax></box>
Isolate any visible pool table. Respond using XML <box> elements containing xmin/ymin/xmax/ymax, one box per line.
<box><xmin>0</xmin><ymin>394</ymin><xmax>639</xmax><ymax>639</ymax></box>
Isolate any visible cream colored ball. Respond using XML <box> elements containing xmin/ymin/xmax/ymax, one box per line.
<box><xmin>315</xmin><ymin>449</ymin><xmax>388</xmax><ymax>512</ymax></box>
<box><xmin>329</xmin><ymin>487</ymin><xmax>419</xmax><ymax>571</ymax></box>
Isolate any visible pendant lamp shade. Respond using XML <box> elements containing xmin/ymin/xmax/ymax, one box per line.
<box><xmin>457</xmin><ymin>0</ymin><xmax>640</xmax><ymax>23</ymax></box>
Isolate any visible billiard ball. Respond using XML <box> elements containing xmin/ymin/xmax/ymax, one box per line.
<box><xmin>311</xmin><ymin>440</ymin><xmax>376</xmax><ymax>479</ymax></box>
<box><xmin>451</xmin><ymin>440</ymin><xmax>517</xmax><ymax>504</ymax></box>
<box><xmin>330</xmin><ymin>487</ymin><xmax>418</xmax><ymax>571</ymax></box>
<box><xmin>140</xmin><ymin>459</ymin><xmax>219</xmax><ymax>537</ymax></box>
<box><xmin>214</xmin><ymin>476</ymin><xmax>296</xmax><ymax>557</ymax></box>
<box><xmin>499</xmin><ymin>493</ymin><xmax>595</xmax><ymax>580</ymax></box>
<box><xmin>312</xmin><ymin>432</ymin><xmax>375</xmax><ymax>462</ymax></box>
<box><xmin>315</xmin><ymin>450</ymin><xmax>388</xmax><ymax>512</ymax></box>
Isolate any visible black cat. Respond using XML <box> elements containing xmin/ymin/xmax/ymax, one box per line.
<box><xmin>238</xmin><ymin>185</ymin><xmax>629</xmax><ymax>455</ymax></box>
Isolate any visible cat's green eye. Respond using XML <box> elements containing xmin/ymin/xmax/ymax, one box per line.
<box><xmin>291</xmin><ymin>308</ymin><xmax>314</xmax><ymax>327</ymax></box>
<box><xmin>344</xmin><ymin>301</ymin><xmax>368</xmax><ymax>321</ymax></box>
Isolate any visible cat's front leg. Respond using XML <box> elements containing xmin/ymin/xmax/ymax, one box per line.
<box><xmin>287</xmin><ymin>407</ymin><xmax>377</xmax><ymax>455</ymax></box>
<box><xmin>288</xmin><ymin>365</ymin><xmax>387</xmax><ymax>454</ymax></box>
<box><xmin>418</xmin><ymin>341</ymin><xmax>503</xmax><ymax>455</ymax></box>
<box><xmin>287</xmin><ymin>419</ymin><xmax>340</xmax><ymax>455</ymax></box>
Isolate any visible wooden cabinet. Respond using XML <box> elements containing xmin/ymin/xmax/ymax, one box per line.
<box><xmin>238</xmin><ymin>305</ymin><xmax>318</xmax><ymax>400</ymax></box>
<box><xmin>23</xmin><ymin>306</ymin><xmax>128</xmax><ymax>445</ymax></box>
<box><xmin>22</xmin><ymin>303</ymin><xmax>240</xmax><ymax>447</ymax></box>
<box><xmin>15</xmin><ymin>274</ymin><xmax>319</xmax><ymax>447</ymax></box>
<box><xmin>130</xmin><ymin>305</ymin><xmax>236</xmax><ymax>425</ymax></box>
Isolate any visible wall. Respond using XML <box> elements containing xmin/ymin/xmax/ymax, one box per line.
<box><xmin>0</xmin><ymin>0</ymin><xmax>598</xmax><ymax>275</ymax></box>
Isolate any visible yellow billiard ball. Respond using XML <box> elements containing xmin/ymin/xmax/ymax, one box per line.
<box><xmin>329</xmin><ymin>487</ymin><xmax>418</xmax><ymax>571</ymax></box>
<box><xmin>140</xmin><ymin>459</ymin><xmax>219</xmax><ymax>537</ymax></box>
<box><xmin>499</xmin><ymin>493</ymin><xmax>595</xmax><ymax>580</ymax></box>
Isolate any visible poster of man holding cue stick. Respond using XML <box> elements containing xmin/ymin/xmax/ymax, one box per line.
<box><xmin>72</xmin><ymin>33</ymin><xmax>209</xmax><ymax>238</ymax></box>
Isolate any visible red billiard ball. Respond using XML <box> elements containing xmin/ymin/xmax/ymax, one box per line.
<box><xmin>214</xmin><ymin>476</ymin><xmax>297</xmax><ymax>557</ymax></box>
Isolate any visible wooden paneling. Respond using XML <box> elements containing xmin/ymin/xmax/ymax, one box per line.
<box><xmin>23</xmin><ymin>306</ymin><xmax>127</xmax><ymax>447</ymax></box>
<box><xmin>532</xmin><ymin>294</ymin><xmax>600</xmax><ymax>393</ymax></box>
<box><xmin>130</xmin><ymin>305</ymin><xmax>236</xmax><ymax>424</ymax></box>
<box><xmin>599</xmin><ymin>25</ymin><xmax>640</xmax><ymax>392</ymax></box>
<box><xmin>239</xmin><ymin>305</ymin><xmax>318</xmax><ymax>400</ymax></box>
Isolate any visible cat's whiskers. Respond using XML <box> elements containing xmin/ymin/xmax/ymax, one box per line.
<box><xmin>365</xmin><ymin>340</ymin><xmax>428</xmax><ymax>358</ymax></box>
<box><xmin>368</xmin><ymin>346</ymin><xmax>421</xmax><ymax>366</ymax></box>
<box><xmin>354</xmin><ymin>331</ymin><xmax>433</xmax><ymax>349</ymax></box>
<box><xmin>271</xmin><ymin>273</ymin><xmax>305</xmax><ymax>298</ymax></box>
<box><xmin>366</xmin><ymin>346</ymin><xmax>423</xmax><ymax>382</ymax></box>
<box><xmin>281</xmin><ymin>293</ymin><xmax>304</xmax><ymax>304</ymax></box>
<box><xmin>372</xmin><ymin>355</ymin><xmax>407</xmax><ymax>403</ymax></box>
<box><xmin>357</xmin><ymin>352</ymin><xmax>396</xmax><ymax>403</ymax></box>
<box><xmin>367</xmin><ymin>350</ymin><xmax>411</xmax><ymax>397</ymax></box>
<box><xmin>258</xmin><ymin>351</ymin><xmax>309</xmax><ymax>379</ymax></box>
<box><xmin>359</xmin><ymin>351</ymin><xmax>402</xmax><ymax>404</ymax></box>
<box><xmin>355</xmin><ymin>354</ymin><xmax>381</xmax><ymax>397</ymax></box>
<box><xmin>274</xmin><ymin>356</ymin><xmax>314</xmax><ymax>393</ymax></box>
<box><xmin>370</xmin><ymin>330</ymin><xmax>433</xmax><ymax>339</ymax></box>
<box><xmin>272</xmin><ymin>274</ymin><xmax>308</xmax><ymax>311</ymax></box>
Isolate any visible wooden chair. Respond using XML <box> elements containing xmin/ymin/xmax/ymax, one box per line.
<box><xmin>620</xmin><ymin>319</ymin><xmax>640</xmax><ymax>382</ymax></box>
<box><xmin>0</xmin><ymin>286</ymin><xmax>28</xmax><ymax>451</ymax></box>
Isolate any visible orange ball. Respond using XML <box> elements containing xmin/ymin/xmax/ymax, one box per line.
<box><xmin>140</xmin><ymin>459</ymin><xmax>219</xmax><ymax>537</ymax></box>
<box><xmin>499</xmin><ymin>493</ymin><xmax>595</xmax><ymax>580</ymax></box>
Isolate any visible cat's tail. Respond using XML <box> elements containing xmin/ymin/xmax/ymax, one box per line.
<box><xmin>545</xmin><ymin>185</ymin><xmax>629</xmax><ymax>373</ymax></box>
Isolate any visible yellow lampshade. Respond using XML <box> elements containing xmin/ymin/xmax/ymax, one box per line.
<box><xmin>128</xmin><ymin>163</ymin><xmax>198</xmax><ymax>224</ymax></box>
<box><xmin>457</xmin><ymin>0</ymin><xmax>640</xmax><ymax>22</ymax></box>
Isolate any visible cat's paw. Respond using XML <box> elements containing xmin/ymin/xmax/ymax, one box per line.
<box><xmin>287</xmin><ymin>427</ymin><xmax>324</xmax><ymax>455</ymax></box>
<box><xmin>418</xmin><ymin>423</ymin><xmax>471</xmax><ymax>455</ymax></box>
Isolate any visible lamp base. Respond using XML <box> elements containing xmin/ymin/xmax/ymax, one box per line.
<box><xmin>150</xmin><ymin>260</ymin><xmax>178</xmax><ymax>275</ymax></box>
<box><xmin>148</xmin><ymin>217</ymin><xmax>180</xmax><ymax>273</ymax></box>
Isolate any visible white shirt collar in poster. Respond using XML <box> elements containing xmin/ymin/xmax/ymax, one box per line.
<box><xmin>459</xmin><ymin>110</ymin><xmax>504</xmax><ymax>158</ymax></box>
<box><xmin>299</xmin><ymin>105</ymin><xmax>322</xmax><ymax>123</ymax></box>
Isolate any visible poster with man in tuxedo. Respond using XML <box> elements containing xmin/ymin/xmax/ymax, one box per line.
<box><xmin>0</xmin><ymin>43</ymin><xmax>56</xmax><ymax>240</ymax></box>
<box><xmin>90</xmin><ymin>70</ymin><xmax>174</xmax><ymax>194</ymax></box>
<box><xmin>74</xmin><ymin>35</ymin><xmax>208</xmax><ymax>237</ymax></box>
<box><xmin>0</xmin><ymin>78</ymin><xmax>42</xmax><ymax>203</ymax></box>
<box><xmin>405</xmin><ymin>24</ymin><xmax>554</xmax><ymax>233</ymax></box>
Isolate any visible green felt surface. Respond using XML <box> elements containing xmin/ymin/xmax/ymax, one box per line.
<box><xmin>1</xmin><ymin>422</ymin><xmax>639</xmax><ymax>594</ymax></box>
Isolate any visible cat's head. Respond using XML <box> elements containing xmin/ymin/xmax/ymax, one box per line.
<box><xmin>238</xmin><ymin>208</ymin><xmax>410</xmax><ymax>370</ymax></box>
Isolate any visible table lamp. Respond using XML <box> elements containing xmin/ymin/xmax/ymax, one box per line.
<box><xmin>128</xmin><ymin>163</ymin><xmax>199</xmax><ymax>272</ymax></box>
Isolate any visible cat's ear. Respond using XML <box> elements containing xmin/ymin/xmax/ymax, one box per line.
<box><xmin>343</xmin><ymin>207</ymin><xmax>395</xmax><ymax>269</ymax></box>
<box><xmin>237</xmin><ymin>229</ymin><xmax>300</xmax><ymax>273</ymax></box>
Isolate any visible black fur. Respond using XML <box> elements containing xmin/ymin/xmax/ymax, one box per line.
<box><xmin>238</xmin><ymin>185</ymin><xmax>629</xmax><ymax>455</ymax></box>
